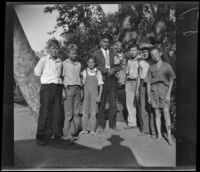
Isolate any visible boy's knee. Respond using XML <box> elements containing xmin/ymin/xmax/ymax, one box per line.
<box><xmin>74</xmin><ymin>113</ymin><xmax>80</xmax><ymax>119</ymax></box>
<box><xmin>155</xmin><ymin>109</ymin><xmax>161</xmax><ymax>118</ymax></box>
<box><xmin>163</xmin><ymin>108</ymin><xmax>170</xmax><ymax>116</ymax></box>
<box><xmin>82</xmin><ymin>113</ymin><xmax>89</xmax><ymax>118</ymax></box>
<box><xmin>64</xmin><ymin>114</ymin><xmax>73</xmax><ymax>121</ymax></box>
<box><xmin>90</xmin><ymin>113</ymin><xmax>97</xmax><ymax>119</ymax></box>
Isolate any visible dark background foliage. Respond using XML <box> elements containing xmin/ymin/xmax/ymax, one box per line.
<box><xmin>44</xmin><ymin>3</ymin><xmax>176</xmax><ymax>134</ymax></box>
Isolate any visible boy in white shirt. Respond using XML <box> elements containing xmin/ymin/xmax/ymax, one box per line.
<box><xmin>34</xmin><ymin>38</ymin><xmax>64</xmax><ymax>146</ymax></box>
<box><xmin>124</xmin><ymin>44</ymin><xmax>149</xmax><ymax>129</ymax></box>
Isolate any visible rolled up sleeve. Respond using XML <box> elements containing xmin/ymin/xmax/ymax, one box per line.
<box><xmin>34</xmin><ymin>58</ymin><xmax>45</xmax><ymax>76</ymax></box>
<box><xmin>97</xmin><ymin>71</ymin><xmax>104</xmax><ymax>85</ymax></box>
<box><xmin>144</xmin><ymin>68</ymin><xmax>151</xmax><ymax>83</ymax></box>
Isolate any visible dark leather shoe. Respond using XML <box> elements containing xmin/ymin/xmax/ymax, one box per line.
<box><xmin>37</xmin><ymin>139</ymin><xmax>47</xmax><ymax>146</ymax></box>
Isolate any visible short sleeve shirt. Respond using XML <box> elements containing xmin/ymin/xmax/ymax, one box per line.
<box><xmin>82</xmin><ymin>68</ymin><xmax>104</xmax><ymax>85</ymax></box>
<box><xmin>145</xmin><ymin>61</ymin><xmax>176</xmax><ymax>86</ymax></box>
<box><xmin>34</xmin><ymin>55</ymin><xmax>63</xmax><ymax>84</ymax></box>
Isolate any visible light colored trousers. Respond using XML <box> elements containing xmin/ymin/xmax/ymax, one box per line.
<box><xmin>125</xmin><ymin>80</ymin><xmax>137</xmax><ymax>126</ymax></box>
<box><xmin>63</xmin><ymin>86</ymin><xmax>81</xmax><ymax>137</ymax></box>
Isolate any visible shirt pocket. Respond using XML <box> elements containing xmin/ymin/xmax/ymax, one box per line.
<box><xmin>151</xmin><ymin>71</ymin><xmax>159</xmax><ymax>83</ymax></box>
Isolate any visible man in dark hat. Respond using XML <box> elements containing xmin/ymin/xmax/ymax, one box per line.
<box><xmin>94</xmin><ymin>33</ymin><xmax>121</xmax><ymax>132</ymax></box>
<box><xmin>137</xmin><ymin>43</ymin><xmax>156</xmax><ymax>138</ymax></box>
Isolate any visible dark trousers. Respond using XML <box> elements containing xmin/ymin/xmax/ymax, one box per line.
<box><xmin>98</xmin><ymin>76</ymin><xmax>117</xmax><ymax>129</ymax></box>
<box><xmin>138</xmin><ymin>80</ymin><xmax>156</xmax><ymax>134</ymax></box>
<box><xmin>36</xmin><ymin>84</ymin><xmax>64</xmax><ymax>140</ymax></box>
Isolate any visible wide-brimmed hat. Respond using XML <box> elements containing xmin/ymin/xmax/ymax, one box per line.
<box><xmin>139</xmin><ymin>43</ymin><xmax>153</xmax><ymax>51</ymax></box>
<box><xmin>107</xmin><ymin>135</ymin><xmax>124</xmax><ymax>143</ymax></box>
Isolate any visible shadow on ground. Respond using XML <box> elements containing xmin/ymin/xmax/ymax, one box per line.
<box><xmin>14</xmin><ymin>135</ymin><xmax>141</xmax><ymax>168</ymax></box>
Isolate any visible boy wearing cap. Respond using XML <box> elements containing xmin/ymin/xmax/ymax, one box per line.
<box><xmin>94</xmin><ymin>33</ymin><xmax>121</xmax><ymax>132</ymax></box>
<box><xmin>137</xmin><ymin>44</ymin><xmax>156</xmax><ymax>137</ymax></box>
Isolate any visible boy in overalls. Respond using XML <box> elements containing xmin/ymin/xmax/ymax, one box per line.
<box><xmin>79</xmin><ymin>56</ymin><xmax>104</xmax><ymax>136</ymax></box>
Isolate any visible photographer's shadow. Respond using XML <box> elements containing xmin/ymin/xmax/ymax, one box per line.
<box><xmin>95</xmin><ymin>135</ymin><xmax>140</xmax><ymax>167</ymax></box>
<box><xmin>49</xmin><ymin>135</ymin><xmax>140</xmax><ymax>167</ymax></box>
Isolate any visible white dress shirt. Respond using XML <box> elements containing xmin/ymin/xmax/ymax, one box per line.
<box><xmin>101</xmin><ymin>48</ymin><xmax>110</xmax><ymax>69</ymax></box>
<box><xmin>34</xmin><ymin>55</ymin><xmax>63</xmax><ymax>84</ymax></box>
<box><xmin>126</xmin><ymin>56</ymin><xmax>149</xmax><ymax>79</ymax></box>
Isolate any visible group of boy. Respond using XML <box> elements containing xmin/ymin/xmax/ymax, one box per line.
<box><xmin>34</xmin><ymin>33</ymin><xmax>175</xmax><ymax>146</ymax></box>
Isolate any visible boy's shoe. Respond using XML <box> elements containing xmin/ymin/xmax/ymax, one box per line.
<box><xmin>36</xmin><ymin>139</ymin><xmax>47</xmax><ymax>146</ymax></box>
<box><xmin>167</xmin><ymin>136</ymin><xmax>173</xmax><ymax>146</ymax></box>
<box><xmin>124</xmin><ymin>125</ymin><xmax>137</xmax><ymax>129</ymax></box>
<box><xmin>151</xmin><ymin>134</ymin><xmax>157</xmax><ymax>139</ymax></box>
<box><xmin>79</xmin><ymin>130</ymin><xmax>89</xmax><ymax>136</ymax></box>
<box><xmin>155</xmin><ymin>136</ymin><xmax>162</xmax><ymax>143</ymax></box>
<box><xmin>111</xmin><ymin>127</ymin><xmax>121</xmax><ymax>132</ymax></box>
<box><xmin>97</xmin><ymin>127</ymin><xmax>104</xmax><ymax>133</ymax></box>
<box><xmin>90</xmin><ymin>131</ymin><xmax>97</xmax><ymax>136</ymax></box>
<box><xmin>65</xmin><ymin>135</ymin><xmax>79</xmax><ymax>143</ymax></box>
<box><xmin>137</xmin><ymin>131</ymin><xmax>149</xmax><ymax>136</ymax></box>
<box><xmin>53</xmin><ymin>136</ymin><xmax>67</xmax><ymax>143</ymax></box>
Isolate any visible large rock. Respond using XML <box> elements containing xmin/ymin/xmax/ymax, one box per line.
<box><xmin>13</xmin><ymin>9</ymin><xmax>40</xmax><ymax>120</ymax></box>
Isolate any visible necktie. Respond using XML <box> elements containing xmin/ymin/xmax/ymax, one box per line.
<box><xmin>105</xmin><ymin>50</ymin><xmax>110</xmax><ymax>68</ymax></box>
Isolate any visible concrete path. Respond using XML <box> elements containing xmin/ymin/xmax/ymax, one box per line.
<box><xmin>14</xmin><ymin>103</ymin><xmax>176</xmax><ymax>169</ymax></box>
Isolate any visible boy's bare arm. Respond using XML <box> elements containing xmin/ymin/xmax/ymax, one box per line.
<box><xmin>135</xmin><ymin>66</ymin><xmax>142</xmax><ymax>97</ymax></box>
<box><xmin>34</xmin><ymin>58</ymin><xmax>45</xmax><ymax>76</ymax></box>
<box><xmin>147</xmin><ymin>82</ymin><xmax>151</xmax><ymax>104</ymax></box>
<box><xmin>97</xmin><ymin>84</ymin><xmax>103</xmax><ymax>103</ymax></box>
<box><xmin>166</xmin><ymin>79</ymin><xmax>174</xmax><ymax>102</ymax></box>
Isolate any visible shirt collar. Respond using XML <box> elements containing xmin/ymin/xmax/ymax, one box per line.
<box><xmin>130</xmin><ymin>55</ymin><xmax>142</xmax><ymax>62</ymax></box>
<box><xmin>101</xmin><ymin>47</ymin><xmax>109</xmax><ymax>52</ymax></box>
<box><xmin>49</xmin><ymin>55</ymin><xmax>61</xmax><ymax>62</ymax></box>
<box><xmin>66</xmin><ymin>58</ymin><xmax>79</xmax><ymax>65</ymax></box>
<box><xmin>87</xmin><ymin>67</ymin><xmax>97</xmax><ymax>72</ymax></box>
<box><xmin>135</xmin><ymin>55</ymin><xmax>142</xmax><ymax>60</ymax></box>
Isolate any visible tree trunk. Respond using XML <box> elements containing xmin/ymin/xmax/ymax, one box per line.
<box><xmin>13</xmin><ymin>9</ymin><xmax>40</xmax><ymax>120</ymax></box>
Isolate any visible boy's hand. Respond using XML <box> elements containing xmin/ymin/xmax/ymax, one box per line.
<box><xmin>63</xmin><ymin>87</ymin><xmax>68</xmax><ymax>100</ymax></box>
<box><xmin>165</xmin><ymin>94</ymin><xmax>170</xmax><ymax>103</ymax></box>
<box><xmin>107</xmin><ymin>68</ymin><xmax>114</xmax><ymax>76</ymax></box>
<box><xmin>148</xmin><ymin>97</ymin><xmax>152</xmax><ymax>104</ymax></box>
<box><xmin>135</xmin><ymin>89</ymin><xmax>139</xmax><ymax>99</ymax></box>
<box><xmin>96</xmin><ymin>96</ymin><xmax>101</xmax><ymax>103</ymax></box>
<box><xmin>81</xmin><ymin>90</ymin><xmax>84</xmax><ymax>101</ymax></box>
<box><xmin>62</xmin><ymin>89</ymin><xmax>67</xmax><ymax>100</ymax></box>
